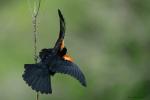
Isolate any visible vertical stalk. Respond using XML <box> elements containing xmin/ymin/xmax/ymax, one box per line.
<box><xmin>32</xmin><ymin>0</ymin><xmax>41</xmax><ymax>100</ymax></box>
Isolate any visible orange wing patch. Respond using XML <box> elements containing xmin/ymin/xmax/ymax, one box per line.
<box><xmin>61</xmin><ymin>40</ymin><xmax>64</xmax><ymax>50</ymax></box>
<box><xmin>63</xmin><ymin>54</ymin><xmax>73</xmax><ymax>62</ymax></box>
<box><xmin>60</xmin><ymin>40</ymin><xmax>73</xmax><ymax>62</ymax></box>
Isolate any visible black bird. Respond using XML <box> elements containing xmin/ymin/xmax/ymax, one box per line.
<box><xmin>22</xmin><ymin>9</ymin><xmax>86</xmax><ymax>94</ymax></box>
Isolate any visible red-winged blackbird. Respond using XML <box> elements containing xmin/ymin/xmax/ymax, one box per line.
<box><xmin>22</xmin><ymin>9</ymin><xmax>86</xmax><ymax>94</ymax></box>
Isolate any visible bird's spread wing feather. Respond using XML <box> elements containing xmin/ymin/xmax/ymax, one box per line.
<box><xmin>23</xmin><ymin>64</ymin><xmax>52</xmax><ymax>94</ymax></box>
<box><xmin>53</xmin><ymin>9</ymin><xmax>66</xmax><ymax>52</ymax></box>
<box><xmin>50</xmin><ymin>58</ymin><xmax>86</xmax><ymax>87</ymax></box>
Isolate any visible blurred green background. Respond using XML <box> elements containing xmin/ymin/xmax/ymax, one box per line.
<box><xmin>0</xmin><ymin>0</ymin><xmax>150</xmax><ymax>100</ymax></box>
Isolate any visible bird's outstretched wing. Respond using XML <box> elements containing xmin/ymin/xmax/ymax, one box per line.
<box><xmin>50</xmin><ymin>58</ymin><xmax>87</xmax><ymax>87</ymax></box>
<box><xmin>53</xmin><ymin>9</ymin><xmax>66</xmax><ymax>52</ymax></box>
<box><xmin>23</xmin><ymin>64</ymin><xmax>52</xmax><ymax>94</ymax></box>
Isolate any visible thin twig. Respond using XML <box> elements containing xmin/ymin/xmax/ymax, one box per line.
<box><xmin>32</xmin><ymin>0</ymin><xmax>41</xmax><ymax>63</ymax></box>
<box><xmin>32</xmin><ymin>0</ymin><xmax>41</xmax><ymax>100</ymax></box>
<box><xmin>36</xmin><ymin>92</ymin><xmax>39</xmax><ymax>100</ymax></box>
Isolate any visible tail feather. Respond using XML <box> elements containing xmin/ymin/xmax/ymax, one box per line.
<box><xmin>23</xmin><ymin>64</ymin><xmax>37</xmax><ymax>79</ymax></box>
<box><xmin>37</xmin><ymin>77</ymin><xmax>46</xmax><ymax>93</ymax></box>
<box><xmin>22</xmin><ymin>64</ymin><xmax>52</xmax><ymax>94</ymax></box>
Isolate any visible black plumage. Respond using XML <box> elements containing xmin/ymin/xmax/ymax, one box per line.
<box><xmin>22</xmin><ymin>9</ymin><xmax>86</xmax><ymax>94</ymax></box>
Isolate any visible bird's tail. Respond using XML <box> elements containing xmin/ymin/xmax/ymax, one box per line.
<box><xmin>22</xmin><ymin>63</ymin><xmax>52</xmax><ymax>94</ymax></box>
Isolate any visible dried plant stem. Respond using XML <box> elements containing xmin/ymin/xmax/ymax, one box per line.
<box><xmin>36</xmin><ymin>92</ymin><xmax>39</xmax><ymax>100</ymax></box>
<box><xmin>32</xmin><ymin>0</ymin><xmax>41</xmax><ymax>63</ymax></box>
<box><xmin>32</xmin><ymin>0</ymin><xmax>41</xmax><ymax>100</ymax></box>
